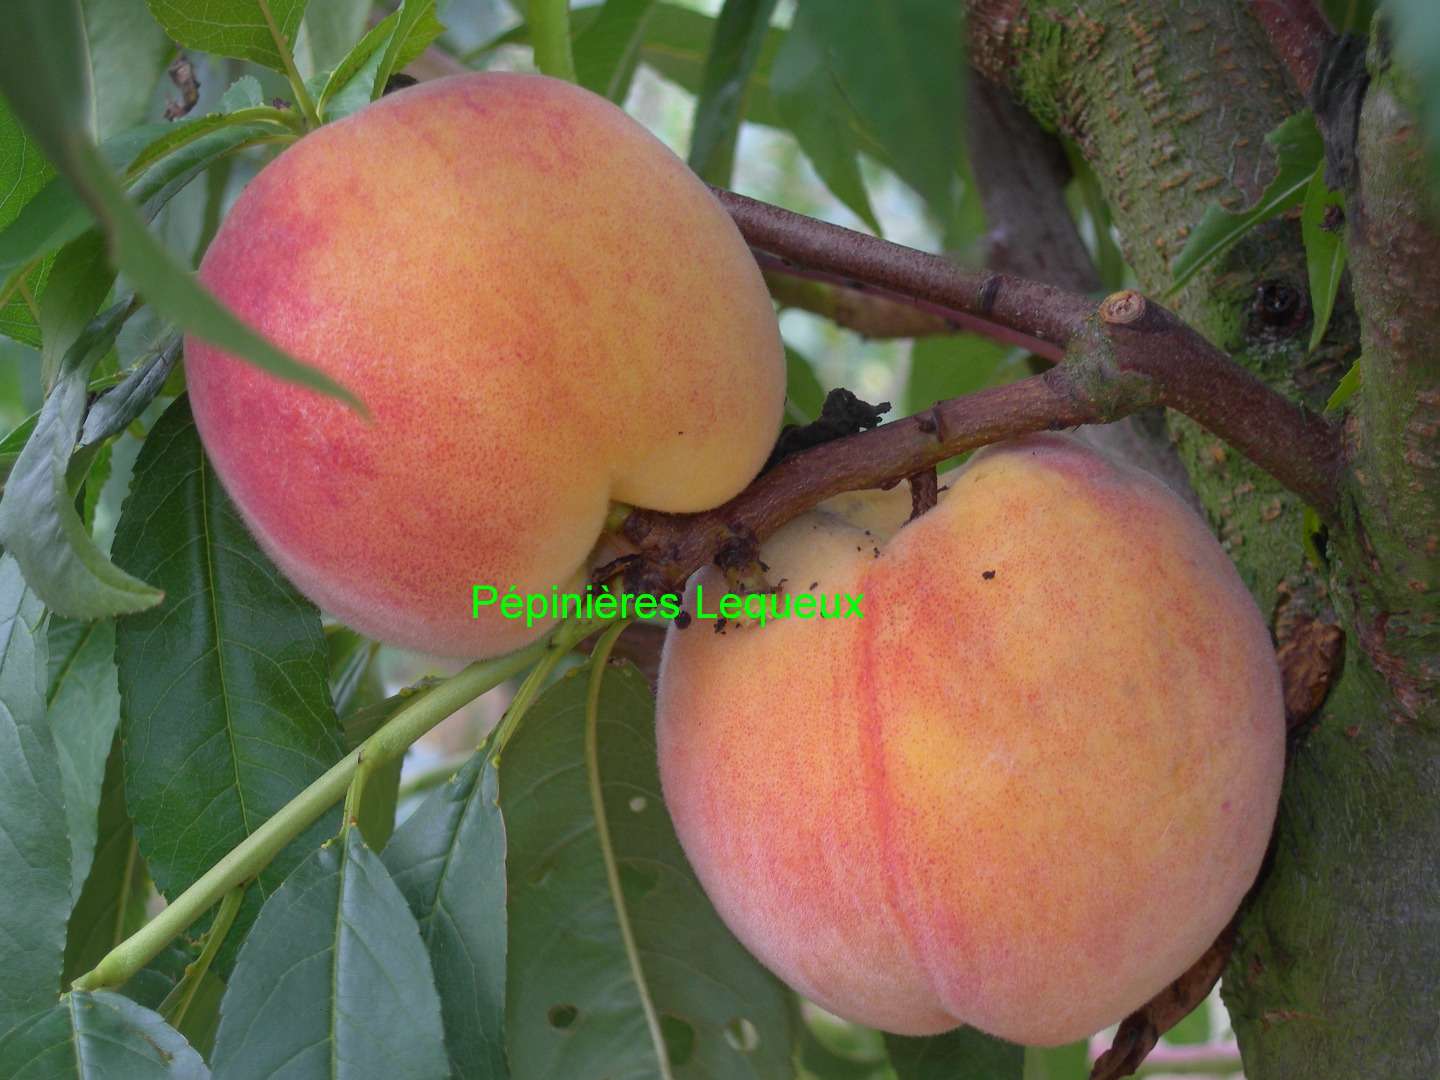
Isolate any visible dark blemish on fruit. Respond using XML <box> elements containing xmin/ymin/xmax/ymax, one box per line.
<box><xmin>674</xmin><ymin>610</ymin><xmax>692</xmax><ymax>630</ymax></box>
<box><xmin>809</xmin><ymin>581</ymin><xmax>819</xmax><ymax>590</ymax></box>
<box><xmin>982</xmin><ymin>570</ymin><xmax>996</xmax><ymax>580</ymax></box>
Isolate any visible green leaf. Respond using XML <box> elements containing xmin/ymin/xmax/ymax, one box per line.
<box><xmin>301</xmin><ymin>0</ymin><xmax>374</xmax><ymax>75</ymax></box>
<box><xmin>39</xmin><ymin>230</ymin><xmax>116</xmax><ymax>391</ymax></box>
<box><xmin>1325</xmin><ymin>356</ymin><xmax>1362</xmax><ymax>412</ymax></box>
<box><xmin>771</xmin><ymin>3</ymin><xmax>880</xmax><ymax>235</ymax></box>
<box><xmin>1301</xmin><ymin>163</ymin><xmax>1347</xmax><ymax>352</ymax></box>
<box><xmin>1023</xmin><ymin>1041</ymin><xmax>1091</xmax><ymax>1080</ymax></box>
<box><xmin>904</xmin><ymin>335</ymin><xmax>1016</xmax><ymax>417</ymax></box>
<box><xmin>687</xmin><ymin>0</ymin><xmax>780</xmax><ymax>185</ymax></box>
<box><xmin>373</xmin><ymin>0</ymin><xmax>445</xmax><ymax>102</ymax></box>
<box><xmin>784</xmin><ymin>343</ymin><xmax>825</xmax><ymax>424</ymax></box>
<box><xmin>63</xmin><ymin>738</ymin><xmax>151</xmax><ymax>984</ymax></box>
<box><xmin>887</xmin><ymin>1028</ymin><xmax>1024</xmax><ymax>1079</ymax></box>
<box><xmin>0</xmin><ymin>123</ymin><xmax>168</xmax><ymax>283</ymax></box>
<box><xmin>145</xmin><ymin>0</ymin><xmax>309</xmax><ymax>71</ymax></box>
<box><xmin>1169</xmin><ymin>111</ymin><xmax>1324</xmax><ymax>293</ymax></box>
<box><xmin>384</xmin><ymin>752</ymin><xmax>507</xmax><ymax>1079</ymax></box>
<box><xmin>797</xmin><ymin>0</ymin><xmax>965</xmax><ymax>224</ymax></box>
<box><xmin>211</xmin><ymin>830</ymin><xmax>450</xmax><ymax>1079</ymax></box>
<box><xmin>0</xmin><ymin>990</ymin><xmax>208</xmax><ymax>1078</ymax></box>
<box><xmin>1164</xmin><ymin>997</ymin><xmax>1212</xmax><ymax>1044</ymax></box>
<box><xmin>318</xmin><ymin>5</ymin><xmax>442</xmax><ymax>123</ymax></box>
<box><xmin>0</xmin><ymin>552</ymin><xmax>70</xmax><ymax>1037</ymax></box>
<box><xmin>0</xmin><ymin>0</ymin><xmax>362</xmax><ymax>408</ymax></box>
<box><xmin>84</xmin><ymin>0</ymin><xmax>172</xmax><ymax>140</ymax></box>
<box><xmin>503</xmin><ymin>661</ymin><xmax>795</xmax><ymax>1077</ymax></box>
<box><xmin>0</xmin><ymin>98</ymin><xmax>59</xmax><ymax>250</ymax></box>
<box><xmin>79</xmin><ymin>336</ymin><xmax>181</xmax><ymax>447</ymax></box>
<box><xmin>112</xmin><ymin>395</ymin><xmax>347</xmax><ymax>971</ymax></box>
<box><xmin>47</xmin><ymin>616</ymin><xmax>122</xmax><ymax>898</ymax></box>
<box><xmin>639</xmin><ymin>5</ymin><xmax>761</xmax><ymax>108</ymax></box>
<box><xmin>0</xmin><ymin>300</ymin><xmax>164</xmax><ymax>617</ymax></box>
<box><xmin>575</xmin><ymin>0</ymin><xmax>657</xmax><ymax>102</ymax></box>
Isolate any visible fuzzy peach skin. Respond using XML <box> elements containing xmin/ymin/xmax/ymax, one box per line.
<box><xmin>185</xmin><ymin>72</ymin><xmax>783</xmax><ymax>658</ymax></box>
<box><xmin>656</xmin><ymin>435</ymin><xmax>1284</xmax><ymax>1045</ymax></box>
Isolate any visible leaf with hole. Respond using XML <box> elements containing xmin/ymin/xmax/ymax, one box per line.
<box><xmin>502</xmin><ymin>660</ymin><xmax>795</xmax><ymax>1077</ymax></box>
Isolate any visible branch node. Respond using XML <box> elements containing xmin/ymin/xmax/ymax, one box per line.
<box><xmin>1100</xmin><ymin>290</ymin><xmax>1147</xmax><ymax>325</ymax></box>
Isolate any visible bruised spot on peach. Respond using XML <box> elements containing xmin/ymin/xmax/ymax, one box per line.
<box><xmin>657</xmin><ymin>435</ymin><xmax>1285</xmax><ymax>1046</ymax></box>
<box><xmin>186</xmin><ymin>72</ymin><xmax>784</xmax><ymax>658</ymax></box>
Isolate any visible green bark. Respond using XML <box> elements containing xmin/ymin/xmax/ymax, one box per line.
<box><xmin>974</xmin><ymin>2</ymin><xmax>1440</xmax><ymax>1076</ymax></box>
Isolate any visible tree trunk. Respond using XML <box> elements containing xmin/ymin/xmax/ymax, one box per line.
<box><xmin>970</xmin><ymin>3</ymin><xmax>1440</xmax><ymax>1076</ymax></box>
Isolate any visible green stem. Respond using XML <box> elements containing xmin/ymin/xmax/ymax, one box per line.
<box><xmin>69</xmin><ymin>634</ymin><xmax>557</xmax><ymax>992</ymax></box>
<box><xmin>158</xmin><ymin>887</ymin><xmax>244</xmax><ymax>1030</ymax></box>
<box><xmin>526</xmin><ymin>0</ymin><xmax>578</xmax><ymax>82</ymax></box>
<box><xmin>583</xmin><ymin>620</ymin><xmax>672</xmax><ymax>1074</ymax></box>
<box><xmin>258</xmin><ymin>0</ymin><xmax>321</xmax><ymax>128</ymax></box>
<box><xmin>489</xmin><ymin>617</ymin><xmax>598</xmax><ymax>762</ymax></box>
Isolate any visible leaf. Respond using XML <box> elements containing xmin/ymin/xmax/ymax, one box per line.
<box><xmin>79</xmin><ymin>336</ymin><xmax>181</xmax><ymax>447</ymax></box>
<box><xmin>372</xmin><ymin>0</ymin><xmax>445</xmax><ymax>102</ymax></box>
<box><xmin>317</xmin><ymin>4</ymin><xmax>442</xmax><ymax>123</ymax></box>
<box><xmin>384</xmin><ymin>753</ymin><xmax>508</xmax><ymax>1079</ymax></box>
<box><xmin>62</xmin><ymin>738</ymin><xmax>151</xmax><ymax>984</ymax></box>
<box><xmin>47</xmin><ymin>615</ymin><xmax>122</xmax><ymax>898</ymax></box>
<box><xmin>784</xmin><ymin>344</ymin><xmax>825</xmax><ymax>424</ymax></box>
<box><xmin>1023</xmin><ymin>1041</ymin><xmax>1091</xmax><ymax>1080</ymax></box>
<box><xmin>301</xmin><ymin>0</ymin><xmax>374</xmax><ymax>74</ymax></box>
<box><xmin>687</xmin><ymin>0</ymin><xmax>780</xmax><ymax>185</ymax></box>
<box><xmin>0</xmin><ymin>1</ymin><xmax>362</xmax><ymax>408</ymax></box>
<box><xmin>1301</xmin><ymin>163</ymin><xmax>1347</xmax><ymax>352</ymax></box>
<box><xmin>771</xmin><ymin>3</ymin><xmax>880</xmax><ymax>235</ymax></box>
<box><xmin>0</xmin><ymin>98</ymin><xmax>58</xmax><ymax>251</ymax></box>
<box><xmin>145</xmin><ymin>0</ymin><xmax>309</xmax><ymax>71</ymax></box>
<box><xmin>39</xmin><ymin>230</ymin><xmax>116</xmax><ymax>391</ymax></box>
<box><xmin>125</xmin><ymin>107</ymin><xmax>297</xmax><ymax>180</ymax></box>
<box><xmin>0</xmin><ymin>123</ymin><xmax>167</xmax><ymax>282</ymax></box>
<box><xmin>0</xmin><ymin>990</ymin><xmax>208</xmax><ymax>1078</ymax></box>
<box><xmin>0</xmin><ymin>301</ymin><xmax>163</xmax><ymax>617</ymax></box>
<box><xmin>503</xmin><ymin>661</ymin><xmax>795</xmax><ymax>1077</ymax></box>
<box><xmin>575</xmin><ymin>0</ymin><xmax>657</xmax><ymax>102</ymax></box>
<box><xmin>84</xmin><ymin>0</ymin><xmax>172</xmax><ymax>140</ymax></box>
<box><xmin>211</xmin><ymin>830</ymin><xmax>450</xmax><ymax>1079</ymax></box>
<box><xmin>640</xmin><ymin>9</ymin><xmax>783</xmax><ymax>127</ymax></box>
<box><xmin>1169</xmin><ymin>111</ymin><xmax>1324</xmax><ymax>293</ymax></box>
<box><xmin>886</xmin><ymin>1028</ymin><xmax>1025</xmax><ymax>1079</ymax></box>
<box><xmin>904</xmin><ymin>335</ymin><xmax>1016</xmax><ymax>417</ymax></box>
<box><xmin>112</xmin><ymin>395</ymin><xmax>347</xmax><ymax>971</ymax></box>
<box><xmin>1325</xmin><ymin>357</ymin><xmax>1362</xmax><ymax>412</ymax></box>
<box><xmin>797</xmin><ymin>0</ymin><xmax>965</xmax><ymax>224</ymax></box>
<box><xmin>325</xmin><ymin>626</ymin><xmax>382</xmax><ymax>718</ymax></box>
<box><xmin>0</xmin><ymin>552</ymin><xmax>70</xmax><ymax>1037</ymax></box>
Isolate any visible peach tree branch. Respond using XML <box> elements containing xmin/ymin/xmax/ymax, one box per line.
<box><xmin>612</xmin><ymin>193</ymin><xmax>1343</xmax><ymax>595</ymax></box>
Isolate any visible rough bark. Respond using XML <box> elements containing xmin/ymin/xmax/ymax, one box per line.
<box><xmin>969</xmin><ymin>2</ymin><xmax>1440</xmax><ymax>1077</ymax></box>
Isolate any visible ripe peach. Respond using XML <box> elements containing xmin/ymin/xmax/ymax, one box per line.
<box><xmin>185</xmin><ymin>73</ymin><xmax>783</xmax><ymax>657</ymax></box>
<box><xmin>657</xmin><ymin>435</ymin><xmax>1284</xmax><ymax>1045</ymax></box>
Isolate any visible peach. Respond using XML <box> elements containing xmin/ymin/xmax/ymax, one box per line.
<box><xmin>656</xmin><ymin>435</ymin><xmax>1284</xmax><ymax>1045</ymax></box>
<box><xmin>185</xmin><ymin>73</ymin><xmax>783</xmax><ymax>657</ymax></box>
